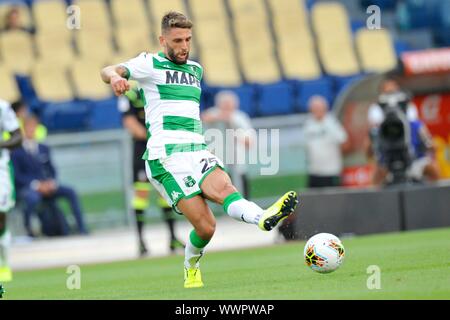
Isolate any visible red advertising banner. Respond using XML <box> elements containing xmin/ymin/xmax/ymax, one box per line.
<box><xmin>402</xmin><ymin>48</ymin><xmax>450</xmax><ymax>76</ymax></box>
<box><xmin>414</xmin><ymin>94</ymin><xmax>450</xmax><ymax>178</ymax></box>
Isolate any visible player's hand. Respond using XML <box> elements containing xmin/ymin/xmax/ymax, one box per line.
<box><xmin>111</xmin><ymin>75</ymin><xmax>130</xmax><ymax>96</ymax></box>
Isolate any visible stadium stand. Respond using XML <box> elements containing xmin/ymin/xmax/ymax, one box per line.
<box><xmin>31</xmin><ymin>59</ymin><xmax>73</xmax><ymax>102</ymax></box>
<box><xmin>0</xmin><ymin>29</ymin><xmax>34</xmax><ymax>75</ymax></box>
<box><xmin>228</xmin><ymin>0</ymin><xmax>281</xmax><ymax>84</ymax></box>
<box><xmin>1</xmin><ymin>0</ymin><xmax>446</xmax><ymax>131</ymax></box>
<box><xmin>355</xmin><ymin>28</ymin><xmax>397</xmax><ymax>73</ymax></box>
<box><xmin>0</xmin><ymin>64</ymin><xmax>20</xmax><ymax>102</ymax></box>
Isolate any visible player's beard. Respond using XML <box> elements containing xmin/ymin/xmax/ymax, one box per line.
<box><xmin>167</xmin><ymin>46</ymin><xmax>189</xmax><ymax>65</ymax></box>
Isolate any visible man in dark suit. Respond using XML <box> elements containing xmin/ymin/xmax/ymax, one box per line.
<box><xmin>11</xmin><ymin>115</ymin><xmax>88</xmax><ymax>237</ymax></box>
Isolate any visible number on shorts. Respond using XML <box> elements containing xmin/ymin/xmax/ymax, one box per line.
<box><xmin>200</xmin><ymin>157</ymin><xmax>218</xmax><ymax>174</ymax></box>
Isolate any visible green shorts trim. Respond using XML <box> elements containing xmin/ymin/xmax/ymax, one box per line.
<box><xmin>147</xmin><ymin>159</ymin><xmax>185</xmax><ymax>207</ymax></box>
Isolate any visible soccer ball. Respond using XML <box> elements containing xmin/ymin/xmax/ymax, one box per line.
<box><xmin>304</xmin><ymin>233</ymin><xmax>345</xmax><ymax>273</ymax></box>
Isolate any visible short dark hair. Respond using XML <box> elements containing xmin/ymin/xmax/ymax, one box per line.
<box><xmin>11</xmin><ymin>99</ymin><xmax>25</xmax><ymax>113</ymax></box>
<box><xmin>161</xmin><ymin>11</ymin><xmax>193</xmax><ymax>34</ymax></box>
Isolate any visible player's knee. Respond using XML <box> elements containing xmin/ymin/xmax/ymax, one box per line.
<box><xmin>197</xmin><ymin>221</ymin><xmax>216</xmax><ymax>240</ymax></box>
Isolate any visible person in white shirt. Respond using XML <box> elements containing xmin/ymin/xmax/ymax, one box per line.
<box><xmin>303</xmin><ymin>95</ymin><xmax>348</xmax><ymax>188</ymax></box>
<box><xmin>201</xmin><ymin>90</ymin><xmax>255</xmax><ymax>198</ymax></box>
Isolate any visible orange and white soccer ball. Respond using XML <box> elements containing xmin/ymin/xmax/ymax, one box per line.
<box><xmin>304</xmin><ymin>233</ymin><xmax>345</xmax><ymax>273</ymax></box>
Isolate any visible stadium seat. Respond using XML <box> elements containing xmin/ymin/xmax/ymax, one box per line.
<box><xmin>33</xmin><ymin>0</ymin><xmax>68</xmax><ymax>34</ymax></box>
<box><xmin>31</xmin><ymin>60</ymin><xmax>74</xmax><ymax>102</ymax></box>
<box><xmin>229</xmin><ymin>0</ymin><xmax>281</xmax><ymax>83</ymax></box>
<box><xmin>35</xmin><ymin>32</ymin><xmax>75</xmax><ymax>66</ymax></box>
<box><xmin>355</xmin><ymin>29</ymin><xmax>397</xmax><ymax>73</ymax></box>
<box><xmin>111</xmin><ymin>0</ymin><xmax>150</xmax><ymax>30</ymax></box>
<box><xmin>258</xmin><ymin>81</ymin><xmax>295</xmax><ymax>116</ymax></box>
<box><xmin>209</xmin><ymin>85</ymin><xmax>257</xmax><ymax>117</ymax></box>
<box><xmin>89</xmin><ymin>97</ymin><xmax>122</xmax><ymax>130</ymax></box>
<box><xmin>71</xmin><ymin>0</ymin><xmax>111</xmax><ymax>31</ymax></box>
<box><xmin>41</xmin><ymin>101</ymin><xmax>91</xmax><ymax>131</ymax></box>
<box><xmin>0</xmin><ymin>64</ymin><xmax>20</xmax><ymax>103</ymax></box>
<box><xmin>76</xmin><ymin>30</ymin><xmax>116</xmax><ymax>62</ymax></box>
<box><xmin>0</xmin><ymin>1</ymin><xmax>33</xmax><ymax>31</ymax></box>
<box><xmin>200</xmin><ymin>49</ymin><xmax>242</xmax><ymax>87</ymax></box>
<box><xmin>312</xmin><ymin>2</ymin><xmax>360</xmax><ymax>76</ymax></box>
<box><xmin>296</xmin><ymin>77</ymin><xmax>334</xmax><ymax>112</ymax></box>
<box><xmin>71</xmin><ymin>59</ymin><xmax>112</xmax><ymax>100</ymax></box>
<box><xmin>115</xmin><ymin>27</ymin><xmax>159</xmax><ymax>58</ymax></box>
<box><xmin>0</xmin><ymin>30</ymin><xmax>35</xmax><ymax>75</ymax></box>
<box><xmin>72</xmin><ymin>0</ymin><xmax>115</xmax><ymax>60</ymax></box>
<box><xmin>268</xmin><ymin>0</ymin><xmax>321</xmax><ymax>80</ymax></box>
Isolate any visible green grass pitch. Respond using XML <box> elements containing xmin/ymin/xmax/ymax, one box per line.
<box><xmin>4</xmin><ymin>227</ymin><xmax>450</xmax><ymax>300</ymax></box>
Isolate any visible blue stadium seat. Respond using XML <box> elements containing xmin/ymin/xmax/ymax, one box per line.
<box><xmin>89</xmin><ymin>97</ymin><xmax>122</xmax><ymax>130</ymax></box>
<box><xmin>333</xmin><ymin>74</ymin><xmax>365</xmax><ymax>98</ymax></box>
<box><xmin>257</xmin><ymin>81</ymin><xmax>295</xmax><ymax>116</ymax></box>
<box><xmin>41</xmin><ymin>101</ymin><xmax>91</xmax><ymax>132</ymax></box>
<box><xmin>296</xmin><ymin>77</ymin><xmax>334</xmax><ymax>113</ymax></box>
<box><xmin>228</xmin><ymin>85</ymin><xmax>257</xmax><ymax>117</ymax></box>
<box><xmin>207</xmin><ymin>85</ymin><xmax>257</xmax><ymax>117</ymax></box>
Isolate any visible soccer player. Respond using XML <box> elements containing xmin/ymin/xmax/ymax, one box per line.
<box><xmin>117</xmin><ymin>93</ymin><xmax>185</xmax><ymax>256</ymax></box>
<box><xmin>0</xmin><ymin>98</ymin><xmax>23</xmax><ymax>282</ymax></box>
<box><xmin>101</xmin><ymin>12</ymin><xmax>299</xmax><ymax>288</ymax></box>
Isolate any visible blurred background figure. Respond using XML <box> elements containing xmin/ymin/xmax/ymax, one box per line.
<box><xmin>303</xmin><ymin>95</ymin><xmax>348</xmax><ymax>188</ymax></box>
<box><xmin>201</xmin><ymin>90</ymin><xmax>255</xmax><ymax>198</ymax></box>
<box><xmin>118</xmin><ymin>89</ymin><xmax>184</xmax><ymax>257</ymax></box>
<box><xmin>1</xmin><ymin>6</ymin><xmax>34</xmax><ymax>33</ymax></box>
<box><xmin>11</xmin><ymin>114</ymin><xmax>88</xmax><ymax>237</ymax></box>
<box><xmin>367</xmin><ymin>79</ymin><xmax>440</xmax><ymax>186</ymax></box>
<box><xmin>11</xmin><ymin>100</ymin><xmax>47</xmax><ymax>142</ymax></box>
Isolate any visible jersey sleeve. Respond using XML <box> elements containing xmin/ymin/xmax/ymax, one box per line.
<box><xmin>1</xmin><ymin>103</ymin><xmax>20</xmax><ymax>132</ymax></box>
<box><xmin>119</xmin><ymin>52</ymin><xmax>153</xmax><ymax>81</ymax></box>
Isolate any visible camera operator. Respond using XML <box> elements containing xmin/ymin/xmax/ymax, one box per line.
<box><xmin>367</xmin><ymin>79</ymin><xmax>440</xmax><ymax>186</ymax></box>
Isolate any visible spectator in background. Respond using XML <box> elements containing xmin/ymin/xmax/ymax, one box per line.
<box><xmin>303</xmin><ymin>95</ymin><xmax>348</xmax><ymax>188</ymax></box>
<box><xmin>201</xmin><ymin>90</ymin><xmax>255</xmax><ymax>198</ymax></box>
<box><xmin>1</xmin><ymin>6</ymin><xmax>34</xmax><ymax>33</ymax></box>
<box><xmin>11</xmin><ymin>100</ymin><xmax>47</xmax><ymax>142</ymax></box>
<box><xmin>11</xmin><ymin>114</ymin><xmax>88</xmax><ymax>237</ymax></box>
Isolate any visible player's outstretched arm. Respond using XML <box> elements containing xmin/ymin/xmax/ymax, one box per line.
<box><xmin>100</xmin><ymin>65</ymin><xmax>130</xmax><ymax>96</ymax></box>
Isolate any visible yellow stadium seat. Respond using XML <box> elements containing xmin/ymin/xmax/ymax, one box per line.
<box><xmin>0</xmin><ymin>64</ymin><xmax>20</xmax><ymax>103</ymax></box>
<box><xmin>356</xmin><ymin>28</ymin><xmax>397</xmax><ymax>73</ymax></box>
<box><xmin>76</xmin><ymin>30</ymin><xmax>115</xmax><ymax>61</ymax></box>
<box><xmin>148</xmin><ymin>0</ymin><xmax>186</xmax><ymax>19</ymax></box>
<box><xmin>71</xmin><ymin>0</ymin><xmax>111</xmax><ymax>31</ymax></box>
<box><xmin>228</xmin><ymin>0</ymin><xmax>266</xmax><ymax>18</ymax></box>
<box><xmin>71</xmin><ymin>59</ymin><xmax>112</xmax><ymax>100</ymax></box>
<box><xmin>115</xmin><ymin>26</ymin><xmax>159</xmax><ymax>58</ymax></box>
<box><xmin>279</xmin><ymin>42</ymin><xmax>322</xmax><ymax>80</ymax></box>
<box><xmin>36</xmin><ymin>32</ymin><xmax>75</xmax><ymax>67</ymax></box>
<box><xmin>189</xmin><ymin>0</ymin><xmax>225</xmax><ymax>20</ymax></box>
<box><xmin>200</xmin><ymin>49</ymin><xmax>242</xmax><ymax>87</ymax></box>
<box><xmin>0</xmin><ymin>30</ymin><xmax>34</xmax><ymax>75</ymax></box>
<box><xmin>0</xmin><ymin>2</ymin><xmax>32</xmax><ymax>31</ymax></box>
<box><xmin>111</xmin><ymin>0</ymin><xmax>150</xmax><ymax>30</ymax></box>
<box><xmin>311</xmin><ymin>2</ymin><xmax>360</xmax><ymax>76</ymax></box>
<box><xmin>32</xmin><ymin>60</ymin><xmax>73</xmax><ymax>101</ymax></box>
<box><xmin>33</xmin><ymin>0</ymin><xmax>68</xmax><ymax>34</ymax></box>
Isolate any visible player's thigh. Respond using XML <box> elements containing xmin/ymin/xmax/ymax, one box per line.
<box><xmin>177</xmin><ymin>195</ymin><xmax>216</xmax><ymax>239</ymax></box>
<box><xmin>200</xmin><ymin>167</ymin><xmax>237</xmax><ymax>205</ymax></box>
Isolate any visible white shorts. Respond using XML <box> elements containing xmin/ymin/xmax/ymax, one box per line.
<box><xmin>145</xmin><ymin>150</ymin><xmax>225</xmax><ymax>213</ymax></box>
<box><xmin>0</xmin><ymin>161</ymin><xmax>15</xmax><ymax>213</ymax></box>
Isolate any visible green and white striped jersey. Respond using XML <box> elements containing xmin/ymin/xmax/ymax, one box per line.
<box><xmin>120</xmin><ymin>52</ymin><xmax>205</xmax><ymax>160</ymax></box>
<box><xmin>0</xmin><ymin>99</ymin><xmax>20</xmax><ymax>167</ymax></box>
